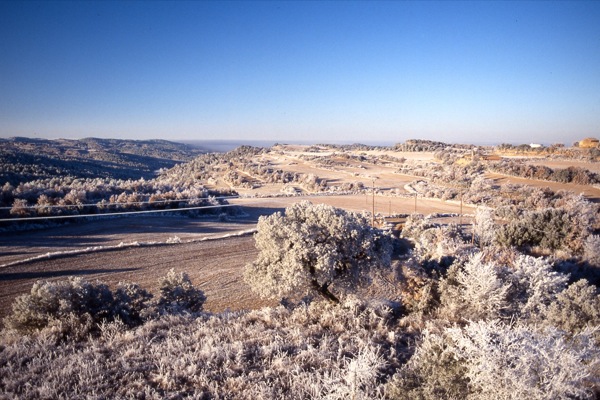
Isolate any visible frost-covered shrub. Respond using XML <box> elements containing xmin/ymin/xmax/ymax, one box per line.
<box><xmin>584</xmin><ymin>235</ymin><xmax>600</xmax><ymax>266</ymax></box>
<box><xmin>113</xmin><ymin>282</ymin><xmax>154</xmax><ymax>327</ymax></box>
<box><xmin>386</xmin><ymin>324</ymin><xmax>470</xmax><ymax>399</ymax></box>
<box><xmin>244</xmin><ymin>201</ymin><xmax>393</xmax><ymax>303</ymax></box>
<box><xmin>402</xmin><ymin>214</ymin><xmax>474</xmax><ymax>267</ymax></box>
<box><xmin>473</xmin><ymin>206</ymin><xmax>496</xmax><ymax>247</ymax></box>
<box><xmin>157</xmin><ymin>268</ymin><xmax>206</xmax><ymax>314</ymax></box>
<box><xmin>497</xmin><ymin>206</ymin><xmax>593</xmax><ymax>254</ymax></box>
<box><xmin>388</xmin><ymin>320</ymin><xmax>600</xmax><ymax>400</ymax></box>
<box><xmin>400</xmin><ymin>213</ymin><xmax>431</xmax><ymax>242</ymax></box>
<box><xmin>438</xmin><ymin>253</ymin><xmax>511</xmax><ymax>322</ymax></box>
<box><xmin>3</xmin><ymin>272</ymin><xmax>205</xmax><ymax>338</ymax></box>
<box><xmin>3</xmin><ymin>277</ymin><xmax>116</xmax><ymax>338</ymax></box>
<box><xmin>544</xmin><ymin>279</ymin><xmax>600</xmax><ymax>337</ymax></box>
<box><xmin>508</xmin><ymin>255</ymin><xmax>568</xmax><ymax>320</ymax></box>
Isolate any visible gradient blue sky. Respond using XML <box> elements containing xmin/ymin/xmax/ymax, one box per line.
<box><xmin>1</xmin><ymin>1</ymin><xmax>599</xmax><ymax>145</ymax></box>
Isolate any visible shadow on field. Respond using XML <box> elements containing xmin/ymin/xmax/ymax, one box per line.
<box><xmin>237</xmin><ymin>206</ymin><xmax>286</xmax><ymax>221</ymax></box>
<box><xmin>0</xmin><ymin>267</ymin><xmax>139</xmax><ymax>281</ymax></box>
<box><xmin>0</xmin><ymin>235</ymin><xmax>114</xmax><ymax>248</ymax></box>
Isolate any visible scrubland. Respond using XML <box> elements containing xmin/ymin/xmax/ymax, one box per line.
<box><xmin>1</xmin><ymin>140</ymin><xmax>599</xmax><ymax>398</ymax></box>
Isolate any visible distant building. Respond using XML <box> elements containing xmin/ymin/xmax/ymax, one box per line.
<box><xmin>578</xmin><ymin>137</ymin><xmax>600</xmax><ymax>148</ymax></box>
<box><xmin>529</xmin><ymin>143</ymin><xmax>542</xmax><ymax>149</ymax></box>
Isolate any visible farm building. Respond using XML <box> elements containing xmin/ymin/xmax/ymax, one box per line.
<box><xmin>578</xmin><ymin>137</ymin><xmax>599</xmax><ymax>148</ymax></box>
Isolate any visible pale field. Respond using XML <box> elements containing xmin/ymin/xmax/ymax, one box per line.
<box><xmin>526</xmin><ymin>159</ymin><xmax>600</xmax><ymax>173</ymax></box>
<box><xmin>1</xmin><ymin>145</ymin><xmax>597</xmax><ymax>322</ymax></box>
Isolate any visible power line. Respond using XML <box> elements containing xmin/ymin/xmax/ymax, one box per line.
<box><xmin>0</xmin><ymin>195</ymin><xmax>239</xmax><ymax>210</ymax></box>
<box><xmin>0</xmin><ymin>203</ymin><xmax>240</xmax><ymax>223</ymax></box>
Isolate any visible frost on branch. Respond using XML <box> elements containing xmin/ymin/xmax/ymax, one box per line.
<box><xmin>244</xmin><ymin>201</ymin><xmax>393</xmax><ymax>303</ymax></box>
<box><xmin>439</xmin><ymin>253</ymin><xmax>511</xmax><ymax>322</ymax></box>
<box><xmin>157</xmin><ymin>269</ymin><xmax>206</xmax><ymax>314</ymax></box>
<box><xmin>509</xmin><ymin>255</ymin><xmax>568</xmax><ymax>320</ymax></box>
<box><xmin>388</xmin><ymin>320</ymin><xmax>599</xmax><ymax>400</ymax></box>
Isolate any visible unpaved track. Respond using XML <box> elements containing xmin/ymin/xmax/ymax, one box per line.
<box><xmin>0</xmin><ymin>236</ymin><xmax>276</xmax><ymax>322</ymax></box>
<box><xmin>485</xmin><ymin>172</ymin><xmax>600</xmax><ymax>200</ymax></box>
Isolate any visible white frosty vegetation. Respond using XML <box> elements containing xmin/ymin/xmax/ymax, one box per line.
<box><xmin>584</xmin><ymin>234</ymin><xmax>600</xmax><ymax>265</ymax></box>
<box><xmin>156</xmin><ymin>268</ymin><xmax>206</xmax><ymax>314</ymax></box>
<box><xmin>472</xmin><ymin>206</ymin><xmax>496</xmax><ymax>248</ymax></box>
<box><xmin>244</xmin><ymin>201</ymin><xmax>393</xmax><ymax>303</ymax></box>
<box><xmin>439</xmin><ymin>253</ymin><xmax>511</xmax><ymax>322</ymax></box>
<box><xmin>2</xmin><ymin>201</ymin><xmax>600</xmax><ymax>398</ymax></box>
<box><xmin>0</xmin><ymin>298</ymin><xmax>404</xmax><ymax>399</ymax></box>
<box><xmin>2</xmin><ymin>270</ymin><xmax>205</xmax><ymax>340</ymax></box>
<box><xmin>388</xmin><ymin>320</ymin><xmax>599</xmax><ymax>400</ymax></box>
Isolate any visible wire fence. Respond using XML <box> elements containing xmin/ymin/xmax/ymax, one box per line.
<box><xmin>0</xmin><ymin>195</ymin><xmax>239</xmax><ymax>210</ymax></box>
<box><xmin>0</xmin><ymin>198</ymin><xmax>241</xmax><ymax>223</ymax></box>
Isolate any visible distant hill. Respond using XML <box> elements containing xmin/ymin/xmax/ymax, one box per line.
<box><xmin>0</xmin><ymin>137</ymin><xmax>203</xmax><ymax>185</ymax></box>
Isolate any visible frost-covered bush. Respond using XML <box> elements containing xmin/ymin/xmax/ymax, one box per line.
<box><xmin>3</xmin><ymin>271</ymin><xmax>204</xmax><ymax>338</ymax></box>
<box><xmin>401</xmin><ymin>214</ymin><xmax>474</xmax><ymax>267</ymax></box>
<box><xmin>584</xmin><ymin>234</ymin><xmax>600</xmax><ymax>266</ymax></box>
<box><xmin>388</xmin><ymin>320</ymin><xmax>600</xmax><ymax>400</ymax></box>
<box><xmin>435</xmin><ymin>251</ymin><xmax>578</xmax><ymax>326</ymax></box>
<box><xmin>113</xmin><ymin>282</ymin><xmax>154</xmax><ymax>327</ymax></box>
<box><xmin>400</xmin><ymin>214</ymin><xmax>431</xmax><ymax>242</ymax></box>
<box><xmin>0</xmin><ymin>298</ymin><xmax>407</xmax><ymax>399</ymax></box>
<box><xmin>438</xmin><ymin>253</ymin><xmax>511</xmax><ymax>322</ymax></box>
<box><xmin>3</xmin><ymin>277</ymin><xmax>118</xmax><ymax>339</ymax></box>
<box><xmin>497</xmin><ymin>206</ymin><xmax>594</xmax><ymax>254</ymax></box>
<box><xmin>157</xmin><ymin>269</ymin><xmax>206</xmax><ymax>314</ymax></box>
<box><xmin>544</xmin><ymin>279</ymin><xmax>600</xmax><ymax>337</ymax></box>
<box><xmin>508</xmin><ymin>255</ymin><xmax>568</xmax><ymax>320</ymax></box>
<box><xmin>472</xmin><ymin>206</ymin><xmax>496</xmax><ymax>247</ymax></box>
<box><xmin>244</xmin><ymin>201</ymin><xmax>393</xmax><ymax>303</ymax></box>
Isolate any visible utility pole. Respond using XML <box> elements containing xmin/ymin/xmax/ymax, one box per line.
<box><xmin>459</xmin><ymin>190</ymin><xmax>463</xmax><ymax>227</ymax></box>
<box><xmin>371</xmin><ymin>179</ymin><xmax>375</xmax><ymax>227</ymax></box>
<box><xmin>414</xmin><ymin>193</ymin><xmax>417</xmax><ymax>213</ymax></box>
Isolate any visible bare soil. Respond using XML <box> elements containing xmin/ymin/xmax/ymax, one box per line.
<box><xmin>485</xmin><ymin>172</ymin><xmax>600</xmax><ymax>200</ymax></box>
<box><xmin>0</xmin><ymin>235</ymin><xmax>276</xmax><ymax>322</ymax></box>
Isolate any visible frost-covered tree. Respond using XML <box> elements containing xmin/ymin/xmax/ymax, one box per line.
<box><xmin>244</xmin><ymin>201</ymin><xmax>393</xmax><ymax>303</ymax></box>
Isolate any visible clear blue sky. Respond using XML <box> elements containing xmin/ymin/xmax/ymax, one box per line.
<box><xmin>1</xmin><ymin>1</ymin><xmax>599</xmax><ymax>145</ymax></box>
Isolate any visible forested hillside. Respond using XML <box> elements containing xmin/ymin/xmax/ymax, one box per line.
<box><xmin>0</xmin><ymin>137</ymin><xmax>202</xmax><ymax>184</ymax></box>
